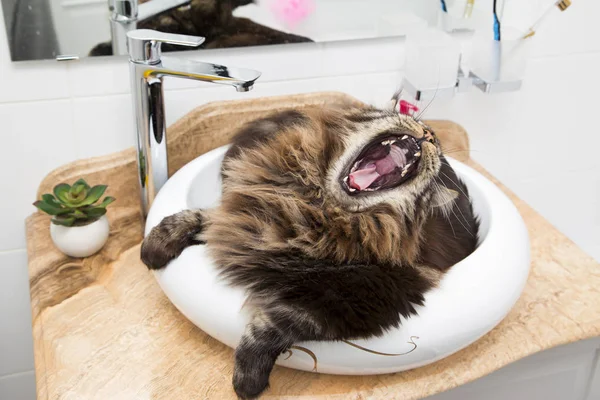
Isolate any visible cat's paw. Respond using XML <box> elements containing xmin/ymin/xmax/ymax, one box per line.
<box><xmin>140</xmin><ymin>231</ymin><xmax>176</xmax><ymax>270</ymax></box>
<box><xmin>232</xmin><ymin>369</ymin><xmax>269</xmax><ymax>400</ymax></box>
<box><xmin>140</xmin><ymin>211</ymin><xmax>204</xmax><ymax>270</ymax></box>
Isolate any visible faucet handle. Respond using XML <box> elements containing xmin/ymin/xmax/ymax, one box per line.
<box><xmin>127</xmin><ymin>29</ymin><xmax>205</xmax><ymax>64</ymax></box>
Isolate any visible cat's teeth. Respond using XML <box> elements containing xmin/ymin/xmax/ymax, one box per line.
<box><xmin>401</xmin><ymin>163</ymin><xmax>412</xmax><ymax>177</ymax></box>
<box><xmin>343</xmin><ymin>176</ymin><xmax>349</xmax><ymax>183</ymax></box>
<box><xmin>381</xmin><ymin>139</ymin><xmax>396</xmax><ymax>146</ymax></box>
<box><xmin>414</xmin><ymin>151</ymin><xmax>421</xmax><ymax>157</ymax></box>
<box><xmin>401</xmin><ymin>135</ymin><xmax>409</xmax><ymax>140</ymax></box>
<box><xmin>349</xmin><ymin>187</ymin><xmax>356</xmax><ymax>192</ymax></box>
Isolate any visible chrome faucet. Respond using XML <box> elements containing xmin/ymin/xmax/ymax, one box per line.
<box><xmin>110</xmin><ymin>0</ymin><xmax>192</xmax><ymax>55</ymax></box>
<box><xmin>127</xmin><ymin>29</ymin><xmax>261</xmax><ymax>216</ymax></box>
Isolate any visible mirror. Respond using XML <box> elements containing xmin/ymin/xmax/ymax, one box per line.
<box><xmin>2</xmin><ymin>0</ymin><xmax>450</xmax><ymax>62</ymax></box>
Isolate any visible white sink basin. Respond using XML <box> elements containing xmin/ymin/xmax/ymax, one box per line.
<box><xmin>145</xmin><ymin>145</ymin><xmax>530</xmax><ymax>375</ymax></box>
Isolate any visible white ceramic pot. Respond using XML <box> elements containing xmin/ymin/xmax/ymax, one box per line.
<box><xmin>146</xmin><ymin>146</ymin><xmax>530</xmax><ymax>375</ymax></box>
<box><xmin>50</xmin><ymin>215</ymin><xmax>110</xmax><ymax>258</ymax></box>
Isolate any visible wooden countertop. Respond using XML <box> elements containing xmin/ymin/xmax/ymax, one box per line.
<box><xmin>26</xmin><ymin>93</ymin><xmax>600</xmax><ymax>400</ymax></box>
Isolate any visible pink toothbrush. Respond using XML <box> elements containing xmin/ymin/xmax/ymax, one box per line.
<box><xmin>269</xmin><ymin>0</ymin><xmax>315</xmax><ymax>29</ymax></box>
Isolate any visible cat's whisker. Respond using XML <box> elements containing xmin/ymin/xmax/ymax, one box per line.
<box><xmin>431</xmin><ymin>179</ymin><xmax>457</xmax><ymax>238</ymax></box>
<box><xmin>415</xmin><ymin>63</ymin><xmax>442</xmax><ymax>121</ymax></box>
<box><xmin>438</xmin><ymin>169</ymin><xmax>470</xmax><ymax>200</ymax></box>
<box><xmin>442</xmin><ymin>148</ymin><xmax>489</xmax><ymax>156</ymax></box>
<box><xmin>435</xmin><ymin>173</ymin><xmax>475</xmax><ymax>238</ymax></box>
<box><xmin>440</xmin><ymin>190</ymin><xmax>472</xmax><ymax>236</ymax></box>
<box><xmin>433</xmin><ymin>176</ymin><xmax>474</xmax><ymax>238</ymax></box>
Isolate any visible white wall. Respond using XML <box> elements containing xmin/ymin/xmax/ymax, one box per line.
<box><xmin>1</xmin><ymin>0</ymin><xmax>599</xmax><ymax>398</ymax></box>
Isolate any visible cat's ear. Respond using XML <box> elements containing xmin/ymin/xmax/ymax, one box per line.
<box><xmin>431</xmin><ymin>188</ymin><xmax>459</xmax><ymax>209</ymax></box>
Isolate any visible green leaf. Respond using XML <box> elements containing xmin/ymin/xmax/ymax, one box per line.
<box><xmin>53</xmin><ymin>184</ymin><xmax>71</xmax><ymax>204</ymax></box>
<box><xmin>82</xmin><ymin>207</ymin><xmax>107</xmax><ymax>218</ymax></box>
<box><xmin>71</xmin><ymin>183</ymin><xmax>87</xmax><ymax>197</ymax></box>
<box><xmin>79</xmin><ymin>185</ymin><xmax>107</xmax><ymax>207</ymax></box>
<box><xmin>72</xmin><ymin>210</ymin><xmax>88</xmax><ymax>219</ymax></box>
<box><xmin>33</xmin><ymin>200</ymin><xmax>64</xmax><ymax>216</ymax></box>
<box><xmin>96</xmin><ymin>196</ymin><xmax>116</xmax><ymax>208</ymax></box>
<box><xmin>42</xmin><ymin>194</ymin><xmax>63</xmax><ymax>208</ymax></box>
<box><xmin>67</xmin><ymin>192</ymin><xmax>87</xmax><ymax>205</ymax></box>
<box><xmin>72</xmin><ymin>179</ymin><xmax>90</xmax><ymax>191</ymax></box>
<box><xmin>52</xmin><ymin>216</ymin><xmax>76</xmax><ymax>227</ymax></box>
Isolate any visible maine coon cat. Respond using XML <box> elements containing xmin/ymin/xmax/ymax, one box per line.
<box><xmin>141</xmin><ymin>104</ymin><xmax>479</xmax><ymax>399</ymax></box>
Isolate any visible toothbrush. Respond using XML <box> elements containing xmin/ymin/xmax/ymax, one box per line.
<box><xmin>493</xmin><ymin>0</ymin><xmax>501</xmax><ymax>41</ymax></box>
<box><xmin>463</xmin><ymin>0</ymin><xmax>475</xmax><ymax>19</ymax></box>
<box><xmin>269</xmin><ymin>0</ymin><xmax>315</xmax><ymax>29</ymax></box>
<box><xmin>522</xmin><ymin>0</ymin><xmax>572</xmax><ymax>39</ymax></box>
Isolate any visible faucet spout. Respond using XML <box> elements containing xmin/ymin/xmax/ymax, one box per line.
<box><xmin>235</xmin><ymin>84</ymin><xmax>253</xmax><ymax>93</ymax></box>
<box><xmin>156</xmin><ymin>57</ymin><xmax>261</xmax><ymax>90</ymax></box>
<box><xmin>127</xmin><ymin>30</ymin><xmax>261</xmax><ymax>217</ymax></box>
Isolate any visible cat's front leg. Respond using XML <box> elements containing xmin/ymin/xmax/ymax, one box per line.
<box><xmin>140</xmin><ymin>209</ymin><xmax>207</xmax><ymax>270</ymax></box>
<box><xmin>233</xmin><ymin>307</ymin><xmax>308</xmax><ymax>399</ymax></box>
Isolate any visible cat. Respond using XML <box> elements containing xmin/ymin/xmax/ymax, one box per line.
<box><xmin>141</xmin><ymin>104</ymin><xmax>479</xmax><ymax>399</ymax></box>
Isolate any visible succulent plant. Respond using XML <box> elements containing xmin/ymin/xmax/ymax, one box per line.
<box><xmin>33</xmin><ymin>179</ymin><xmax>115</xmax><ymax>227</ymax></box>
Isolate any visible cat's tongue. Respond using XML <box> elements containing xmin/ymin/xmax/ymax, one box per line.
<box><xmin>348</xmin><ymin>146</ymin><xmax>408</xmax><ymax>190</ymax></box>
<box><xmin>349</xmin><ymin>165</ymin><xmax>379</xmax><ymax>190</ymax></box>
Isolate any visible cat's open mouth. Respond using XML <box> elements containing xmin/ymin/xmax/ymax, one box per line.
<box><xmin>342</xmin><ymin>135</ymin><xmax>421</xmax><ymax>194</ymax></box>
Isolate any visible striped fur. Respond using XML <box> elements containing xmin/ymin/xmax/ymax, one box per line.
<box><xmin>141</xmin><ymin>105</ymin><xmax>479</xmax><ymax>399</ymax></box>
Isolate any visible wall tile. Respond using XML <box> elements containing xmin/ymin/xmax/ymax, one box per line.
<box><xmin>66</xmin><ymin>57</ymin><xmax>130</xmax><ymax>98</ymax></box>
<box><xmin>0</xmin><ymin>100</ymin><xmax>76</xmax><ymax>251</ymax></box>
<box><xmin>0</xmin><ymin>250</ymin><xmax>34</xmax><ymax>376</ymax></box>
<box><xmin>71</xmin><ymin>94</ymin><xmax>135</xmax><ymax>159</ymax></box>
<box><xmin>426</xmin><ymin>51</ymin><xmax>600</xmax><ymax>262</ymax></box>
<box><xmin>470</xmin><ymin>0</ymin><xmax>600</xmax><ymax>58</ymax></box>
<box><xmin>0</xmin><ymin>60</ymin><xmax>70</xmax><ymax>104</ymax></box>
<box><xmin>0</xmin><ymin>371</ymin><xmax>36</xmax><ymax>400</ymax></box>
<box><xmin>0</xmin><ymin>8</ymin><xmax>69</xmax><ymax>104</ymax></box>
<box><xmin>321</xmin><ymin>36</ymin><xmax>405</xmax><ymax>76</ymax></box>
<box><xmin>427</xmin><ymin>51</ymin><xmax>600</xmax><ymax>180</ymax></box>
<box><xmin>511</xmin><ymin>167</ymin><xmax>600</xmax><ymax>261</ymax></box>
<box><xmin>529</xmin><ymin>0</ymin><xmax>600</xmax><ymax>58</ymax></box>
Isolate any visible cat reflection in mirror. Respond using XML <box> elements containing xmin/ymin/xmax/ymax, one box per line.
<box><xmin>89</xmin><ymin>0</ymin><xmax>312</xmax><ymax>56</ymax></box>
<box><xmin>141</xmin><ymin>103</ymin><xmax>479</xmax><ymax>399</ymax></box>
